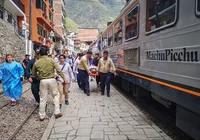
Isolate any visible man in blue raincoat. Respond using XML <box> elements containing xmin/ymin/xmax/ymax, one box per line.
<box><xmin>0</xmin><ymin>54</ymin><xmax>24</xmax><ymax>105</ymax></box>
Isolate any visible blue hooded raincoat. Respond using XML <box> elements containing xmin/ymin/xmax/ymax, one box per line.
<box><xmin>0</xmin><ymin>61</ymin><xmax>24</xmax><ymax>99</ymax></box>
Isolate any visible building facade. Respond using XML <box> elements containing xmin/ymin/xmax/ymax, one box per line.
<box><xmin>21</xmin><ymin>0</ymin><xmax>55</xmax><ymax>49</ymax></box>
<box><xmin>76</xmin><ymin>28</ymin><xmax>99</xmax><ymax>45</ymax></box>
<box><xmin>74</xmin><ymin>28</ymin><xmax>98</xmax><ymax>52</ymax></box>
<box><xmin>0</xmin><ymin>0</ymin><xmax>26</xmax><ymax>37</ymax></box>
<box><xmin>49</xmin><ymin>0</ymin><xmax>66</xmax><ymax>55</ymax></box>
<box><xmin>54</xmin><ymin>0</ymin><xmax>66</xmax><ymax>37</ymax></box>
<box><xmin>0</xmin><ymin>0</ymin><xmax>27</xmax><ymax>62</ymax></box>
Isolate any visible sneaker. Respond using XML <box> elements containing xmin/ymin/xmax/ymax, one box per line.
<box><xmin>65</xmin><ymin>100</ymin><xmax>69</xmax><ymax>105</ymax></box>
<box><xmin>86</xmin><ymin>93</ymin><xmax>90</xmax><ymax>96</ymax></box>
<box><xmin>11</xmin><ymin>101</ymin><xmax>16</xmax><ymax>106</ymax></box>
<box><xmin>55</xmin><ymin>113</ymin><xmax>63</xmax><ymax>119</ymax></box>
<box><xmin>107</xmin><ymin>94</ymin><xmax>110</xmax><ymax>97</ymax></box>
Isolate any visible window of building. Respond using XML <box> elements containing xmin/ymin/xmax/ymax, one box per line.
<box><xmin>36</xmin><ymin>0</ymin><xmax>41</xmax><ymax>8</ymax></box>
<box><xmin>125</xmin><ymin>5</ymin><xmax>139</xmax><ymax>41</ymax></box>
<box><xmin>43</xmin><ymin>30</ymin><xmax>47</xmax><ymax>38</ymax></box>
<box><xmin>108</xmin><ymin>28</ymin><xmax>113</xmax><ymax>47</ymax></box>
<box><xmin>7</xmin><ymin>12</ymin><xmax>13</xmax><ymax>24</ymax></box>
<box><xmin>49</xmin><ymin>0</ymin><xmax>53</xmax><ymax>7</ymax></box>
<box><xmin>37</xmin><ymin>25</ymin><xmax>43</xmax><ymax>36</ymax></box>
<box><xmin>49</xmin><ymin>11</ymin><xmax>53</xmax><ymax>22</ymax></box>
<box><xmin>114</xmin><ymin>19</ymin><xmax>123</xmax><ymax>45</ymax></box>
<box><xmin>36</xmin><ymin>0</ymin><xmax>46</xmax><ymax>15</ymax></box>
<box><xmin>196</xmin><ymin>0</ymin><xmax>200</xmax><ymax>15</ymax></box>
<box><xmin>146</xmin><ymin>0</ymin><xmax>178</xmax><ymax>34</ymax></box>
<box><xmin>0</xmin><ymin>8</ymin><xmax>3</xmax><ymax>19</ymax></box>
<box><xmin>102</xmin><ymin>33</ymin><xmax>107</xmax><ymax>49</ymax></box>
<box><xmin>41</xmin><ymin>1</ymin><xmax>46</xmax><ymax>16</ymax></box>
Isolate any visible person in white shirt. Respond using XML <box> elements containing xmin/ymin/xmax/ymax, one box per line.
<box><xmin>56</xmin><ymin>54</ymin><xmax>74</xmax><ymax>109</ymax></box>
<box><xmin>73</xmin><ymin>53</ymin><xmax>83</xmax><ymax>89</ymax></box>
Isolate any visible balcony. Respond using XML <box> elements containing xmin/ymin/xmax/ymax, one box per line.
<box><xmin>12</xmin><ymin>0</ymin><xmax>24</xmax><ymax>13</ymax></box>
<box><xmin>0</xmin><ymin>7</ymin><xmax>24</xmax><ymax>37</ymax></box>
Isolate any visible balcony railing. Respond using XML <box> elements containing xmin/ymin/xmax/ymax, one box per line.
<box><xmin>12</xmin><ymin>0</ymin><xmax>25</xmax><ymax>13</ymax></box>
<box><xmin>0</xmin><ymin>6</ymin><xmax>24</xmax><ymax>37</ymax></box>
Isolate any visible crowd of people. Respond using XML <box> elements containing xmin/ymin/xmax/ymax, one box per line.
<box><xmin>0</xmin><ymin>46</ymin><xmax>116</xmax><ymax>121</ymax></box>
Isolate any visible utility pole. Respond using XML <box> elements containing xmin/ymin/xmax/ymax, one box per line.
<box><xmin>29</xmin><ymin>0</ymin><xmax>32</xmax><ymax>58</ymax></box>
<box><xmin>29</xmin><ymin>0</ymin><xmax>32</xmax><ymax>41</ymax></box>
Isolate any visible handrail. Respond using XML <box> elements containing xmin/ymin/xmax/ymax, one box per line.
<box><xmin>0</xmin><ymin>6</ymin><xmax>24</xmax><ymax>37</ymax></box>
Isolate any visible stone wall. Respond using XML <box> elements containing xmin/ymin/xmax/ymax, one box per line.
<box><xmin>0</xmin><ymin>19</ymin><xmax>25</xmax><ymax>64</ymax></box>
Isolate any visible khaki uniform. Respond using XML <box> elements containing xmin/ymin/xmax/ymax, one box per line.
<box><xmin>32</xmin><ymin>56</ymin><xmax>66</xmax><ymax>119</ymax></box>
<box><xmin>78</xmin><ymin>55</ymin><xmax>90</xmax><ymax>94</ymax></box>
<box><xmin>78</xmin><ymin>55</ymin><xmax>90</xmax><ymax>72</ymax></box>
<box><xmin>98</xmin><ymin>57</ymin><xmax>116</xmax><ymax>73</ymax></box>
<box><xmin>98</xmin><ymin>57</ymin><xmax>116</xmax><ymax>95</ymax></box>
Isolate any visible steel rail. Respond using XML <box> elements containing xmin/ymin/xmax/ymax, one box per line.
<box><xmin>0</xmin><ymin>88</ymin><xmax>31</xmax><ymax>109</ymax></box>
<box><xmin>7</xmin><ymin>106</ymin><xmax>38</xmax><ymax>140</ymax></box>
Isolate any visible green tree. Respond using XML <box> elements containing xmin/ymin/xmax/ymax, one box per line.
<box><xmin>64</xmin><ymin>16</ymin><xmax>78</xmax><ymax>33</ymax></box>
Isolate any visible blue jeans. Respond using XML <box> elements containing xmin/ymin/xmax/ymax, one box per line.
<box><xmin>77</xmin><ymin>69</ymin><xmax>82</xmax><ymax>89</ymax></box>
<box><xmin>79</xmin><ymin>70</ymin><xmax>90</xmax><ymax>94</ymax></box>
<box><xmin>100</xmin><ymin>72</ymin><xmax>111</xmax><ymax>95</ymax></box>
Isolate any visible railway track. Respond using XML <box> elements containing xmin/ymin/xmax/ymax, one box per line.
<box><xmin>0</xmin><ymin>88</ymin><xmax>31</xmax><ymax>109</ymax></box>
<box><xmin>7</xmin><ymin>106</ymin><xmax>38</xmax><ymax>140</ymax></box>
<box><xmin>0</xmin><ymin>83</ymin><xmax>41</xmax><ymax>140</ymax></box>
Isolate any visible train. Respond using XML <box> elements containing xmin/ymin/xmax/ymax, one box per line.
<box><xmin>90</xmin><ymin>0</ymin><xmax>200</xmax><ymax>139</ymax></box>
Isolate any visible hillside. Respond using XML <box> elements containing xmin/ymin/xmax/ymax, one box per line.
<box><xmin>65</xmin><ymin>0</ymin><xmax>126</xmax><ymax>31</ymax></box>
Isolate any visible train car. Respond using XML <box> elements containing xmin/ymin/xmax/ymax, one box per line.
<box><xmin>99</xmin><ymin>0</ymin><xmax>200</xmax><ymax>139</ymax></box>
<box><xmin>91</xmin><ymin>35</ymin><xmax>103</xmax><ymax>56</ymax></box>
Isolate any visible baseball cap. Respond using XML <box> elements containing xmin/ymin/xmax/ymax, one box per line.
<box><xmin>25</xmin><ymin>54</ymin><xmax>30</xmax><ymax>56</ymax></box>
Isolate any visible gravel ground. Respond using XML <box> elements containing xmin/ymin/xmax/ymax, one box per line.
<box><xmin>13</xmin><ymin>98</ymin><xmax>54</xmax><ymax>140</ymax></box>
<box><xmin>0</xmin><ymin>83</ymin><xmax>30</xmax><ymax>108</ymax></box>
<box><xmin>0</xmin><ymin>83</ymin><xmax>54</xmax><ymax>140</ymax></box>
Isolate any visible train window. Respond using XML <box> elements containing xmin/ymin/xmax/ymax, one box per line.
<box><xmin>108</xmin><ymin>28</ymin><xmax>113</xmax><ymax>47</ymax></box>
<box><xmin>102</xmin><ymin>33</ymin><xmax>107</xmax><ymax>49</ymax></box>
<box><xmin>114</xmin><ymin>20</ymin><xmax>123</xmax><ymax>45</ymax></box>
<box><xmin>125</xmin><ymin>4</ymin><xmax>139</xmax><ymax>41</ymax></box>
<box><xmin>196</xmin><ymin>0</ymin><xmax>200</xmax><ymax>15</ymax></box>
<box><xmin>146</xmin><ymin>0</ymin><xmax>178</xmax><ymax>34</ymax></box>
